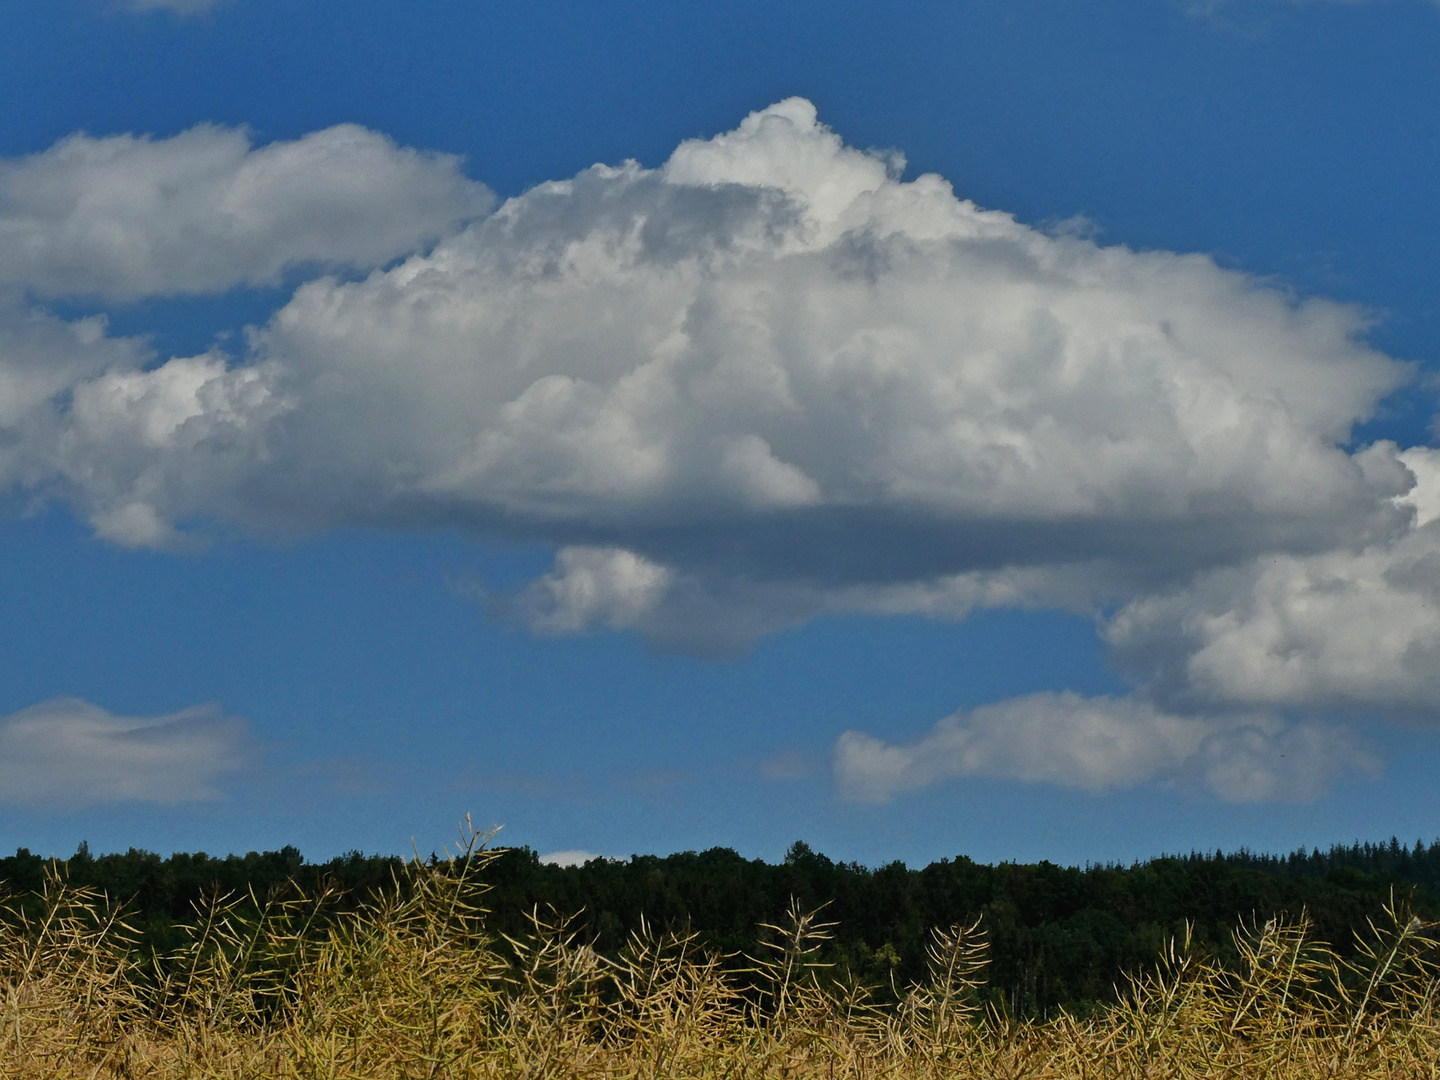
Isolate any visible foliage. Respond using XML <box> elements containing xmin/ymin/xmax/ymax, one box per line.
<box><xmin>9</xmin><ymin>834</ymin><xmax>1440</xmax><ymax>1019</ymax></box>
<box><xmin>4</xmin><ymin>824</ymin><xmax>1440</xmax><ymax>1076</ymax></box>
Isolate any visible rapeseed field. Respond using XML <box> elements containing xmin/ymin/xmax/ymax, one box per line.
<box><xmin>5</xmin><ymin>821</ymin><xmax>1439</xmax><ymax>1079</ymax></box>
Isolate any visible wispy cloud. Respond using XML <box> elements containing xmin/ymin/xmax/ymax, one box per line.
<box><xmin>0</xmin><ymin>698</ymin><xmax>252</xmax><ymax>807</ymax></box>
<box><xmin>759</xmin><ymin>749</ymin><xmax>821</xmax><ymax>782</ymax></box>
<box><xmin>834</xmin><ymin>693</ymin><xmax>1379</xmax><ymax>804</ymax></box>
<box><xmin>1180</xmin><ymin>0</ymin><xmax>1434</xmax><ymax>32</ymax></box>
<box><xmin>121</xmin><ymin>0</ymin><xmax>229</xmax><ymax>15</ymax></box>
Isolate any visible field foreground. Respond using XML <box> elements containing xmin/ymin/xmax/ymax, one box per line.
<box><xmin>6</xmin><ymin>826</ymin><xmax>1440</xmax><ymax>1079</ymax></box>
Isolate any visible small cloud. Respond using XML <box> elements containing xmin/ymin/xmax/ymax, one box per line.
<box><xmin>0</xmin><ymin>697</ymin><xmax>252</xmax><ymax>807</ymax></box>
<box><xmin>508</xmin><ymin>547</ymin><xmax>673</xmax><ymax>638</ymax></box>
<box><xmin>449</xmin><ymin>768</ymin><xmax>584</xmax><ymax>801</ymax></box>
<box><xmin>1042</xmin><ymin>214</ymin><xmax>1104</xmax><ymax>240</ymax></box>
<box><xmin>614</xmin><ymin>767</ymin><xmax>690</xmax><ymax>807</ymax></box>
<box><xmin>539</xmin><ymin>849</ymin><xmax>603</xmax><ymax>867</ymax></box>
<box><xmin>833</xmin><ymin>692</ymin><xmax>1377</xmax><ymax>805</ymax></box>
<box><xmin>294</xmin><ymin>756</ymin><xmax>396</xmax><ymax>798</ymax></box>
<box><xmin>1179</xmin><ymin>0</ymin><xmax>1400</xmax><ymax>33</ymax></box>
<box><xmin>121</xmin><ymin>0</ymin><xmax>227</xmax><ymax>14</ymax></box>
<box><xmin>759</xmin><ymin>748</ymin><xmax>821</xmax><ymax>781</ymax></box>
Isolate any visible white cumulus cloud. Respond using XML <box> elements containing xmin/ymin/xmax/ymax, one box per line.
<box><xmin>0</xmin><ymin>698</ymin><xmax>251</xmax><ymax>807</ymax></box>
<box><xmin>10</xmin><ymin>100</ymin><xmax>1408</xmax><ymax>580</ymax></box>
<box><xmin>1105</xmin><ymin>518</ymin><xmax>1440</xmax><ymax>717</ymax></box>
<box><xmin>237</xmin><ymin>97</ymin><xmax>1400</xmax><ymax>566</ymax></box>
<box><xmin>0</xmin><ymin>123</ymin><xmax>490</xmax><ymax>301</ymax></box>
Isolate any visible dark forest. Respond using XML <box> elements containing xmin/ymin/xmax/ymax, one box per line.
<box><xmin>5</xmin><ymin>836</ymin><xmax>1438</xmax><ymax>1016</ymax></box>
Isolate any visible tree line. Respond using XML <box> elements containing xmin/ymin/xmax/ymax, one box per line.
<box><xmin>4</xmin><ymin>836</ymin><xmax>1438</xmax><ymax>1016</ymax></box>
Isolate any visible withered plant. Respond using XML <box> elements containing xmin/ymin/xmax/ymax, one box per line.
<box><xmin>4</xmin><ymin>824</ymin><xmax>1440</xmax><ymax>1079</ymax></box>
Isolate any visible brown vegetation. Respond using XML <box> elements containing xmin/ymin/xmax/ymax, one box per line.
<box><xmin>5</xmin><ymin>821</ymin><xmax>1440</xmax><ymax>1079</ymax></box>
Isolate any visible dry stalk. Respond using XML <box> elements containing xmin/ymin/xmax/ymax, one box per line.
<box><xmin>1</xmin><ymin>835</ymin><xmax>1439</xmax><ymax>1079</ymax></box>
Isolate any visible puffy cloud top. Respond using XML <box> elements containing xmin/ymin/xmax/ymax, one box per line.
<box><xmin>219</xmin><ymin>100</ymin><xmax>1406</xmax><ymax>585</ymax></box>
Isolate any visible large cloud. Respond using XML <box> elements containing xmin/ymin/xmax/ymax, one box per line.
<box><xmin>20</xmin><ymin>101</ymin><xmax>1409</xmax><ymax>570</ymax></box>
<box><xmin>1</xmin><ymin>99</ymin><xmax>1435</xmax><ymax>802</ymax></box>
<box><xmin>0</xmin><ymin>698</ymin><xmax>251</xmax><ymax>807</ymax></box>
<box><xmin>0</xmin><ymin>123</ymin><xmax>490</xmax><ymax>301</ymax></box>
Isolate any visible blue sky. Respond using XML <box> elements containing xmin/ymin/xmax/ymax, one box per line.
<box><xmin>2</xmin><ymin>0</ymin><xmax>1440</xmax><ymax>867</ymax></box>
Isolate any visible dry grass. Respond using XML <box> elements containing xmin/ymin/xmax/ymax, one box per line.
<box><xmin>5</xmin><ymin>820</ymin><xmax>1440</xmax><ymax>1078</ymax></box>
